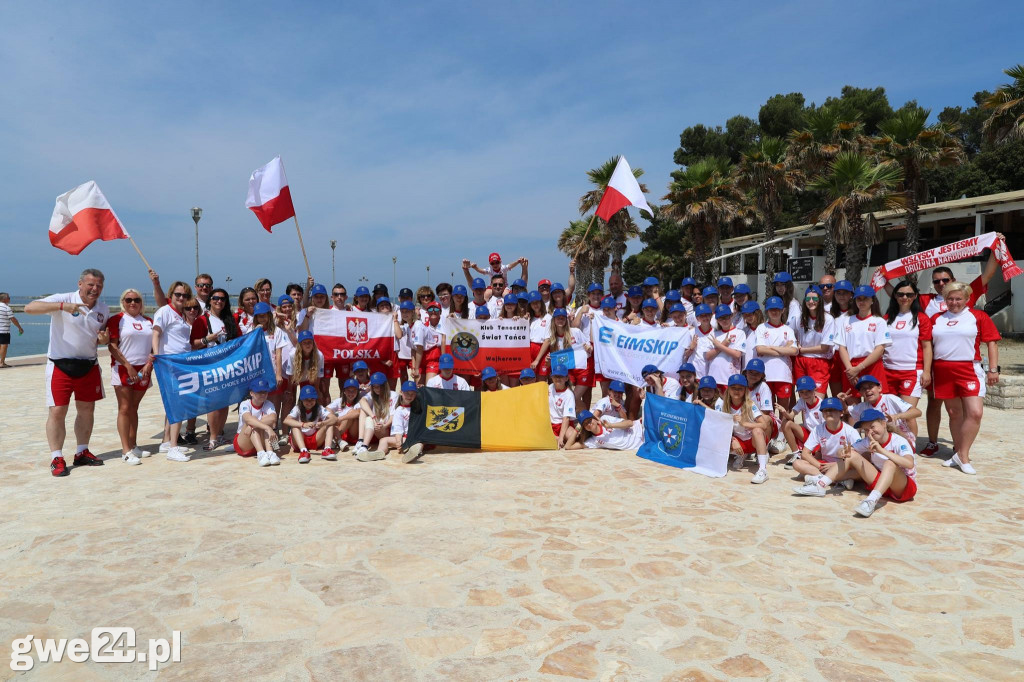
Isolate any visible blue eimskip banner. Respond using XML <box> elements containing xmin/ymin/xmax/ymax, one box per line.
<box><xmin>637</xmin><ymin>393</ymin><xmax>731</xmax><ymax>477</ymax></box>
<box><xmin>152</xmin><ymin>332</ymin><xmax>276</xmax><ymax>423</ymax></box>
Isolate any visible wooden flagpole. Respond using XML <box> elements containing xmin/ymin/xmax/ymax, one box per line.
<box><xmin>125</xmin><ymin>234</ymin><xmax>153</xmax><ymax>271</ymax></box>
<box><xmin>292</xmin><ymin>215</ymin><xmax>312</xmax><ymax>280</ymax></box>
<box><xmin>572</xmin><ymin>213</ymin><xmax>599</xmax><ymax>260</ymax></box>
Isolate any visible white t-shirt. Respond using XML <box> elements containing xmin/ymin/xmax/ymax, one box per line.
<box><xmin>583</xmin><ymin>419</ymin><xmax>644</xmax><ymax>451</ymax></box>
<box><xmin>850</xmin><ymin>394</ymin><xmax>916</xmax><ymax>444</ymax></box>
<box><xmin>0</xmin><ymin>302</ymin><xmax>13</xmax><ymax>334</ymax></box>
<box><xmin>412</xmin><ymin>320</ymin><xmax>443</xmax><ymax>351</ymax></box>
<box><xmin>690</xmin><ymin>326</ymin><xmax>716</xmax><ymax>378</ymax></box>
<box><xmin>397</xmin><ymin>320</ymin><xmax>415</xmax><ymax>359</ymax></box>
<box><xmin>836</xmin><ymin>314</ymin><xmax>892</xmax><ymax>360</ymax></box>
<box><xmin>261</xmin><ymin>327</ymin><xmax>287</xmax><ymax>364</ymax></box>
<box><xmin>884</xmin><ymin>312</ymin><xmax>931</xmax><ymax>371</ymax></box>
<box><xmin>930</xmin><ymin>308</ymin><xmax>999</xmax><ymax>363</ymax></box>
<box><xmin>106</xmin><ymin>312</ymin><xmax>153</xmax><ymax>367</ymax></box>
<box><xmin>236</xmin><ymin>310</ymin><xmax>256</xmax><ymax>335</ymax></box>
<box><xmin>646</xmin><ymin>376</ymin><xmax>682</xmax><ymax>400</ymax></box>
<box><xmin>613</xmin><ymin>293</ymin><xmax>628</xmax><ymax>320</ymax></box>
<box><xmin>391</xmin><ymin>394</ymin><xmax>412</xmax><ymax>436</ymax></box>
<box><xmin>748</xmin><ymin>382</ymin><xmax>778</xmax><ymax>429</ymax></box>
<box><xmin>152</xmin><ymin>305</ymin><xmax>192</xmax><ymax>355</ymax></box>
<box><xmin>289</xmin><ymin>349</ymin><xmax>325</xmax><ymax>382</ymax></box>
<box><xmin>793</xmin><ymin>314</ymin><xmax>836</xmax><ymax>359</ymax></box>
<box><xmin>699</xmin><ymin>396</ymin><xmax>724</xmax><ymax>411</ymax></box>
<box><xmin>707</xmin><ymin>327</ymin><xmax>747</xmax><ymax>386</ymax></box>
<box><xmin>804</xmin><ymin>422</ymin><xmax>859</xmax><ymax>462</ymax></box>
<box><xmin>427</xmin><ymin>374</ymin><xmax>471</xmax><ymax>391</ymax></box>
<box><xmin>592</xmin><ymin>395</ymin><xmax>627</xmax><ymax>420</ymax></box>
<box><xmin>548</xmin><ymin>328</ymin><xmax>585</xmax><ymax>353</ymax></box>
<box><xmin>287</xmin><ymin>403</ymin><xmax>329</xmax><ymax>435</ymax></box>
<box><xmin>728</xmin><ymin>400</ymin><xmax>764</xmax><ymax>439</ymax></box>
<box><xmin>327</xmin><ymin>398</ymin><xmax>361</xmax><ymax>419</ymax></box>
<box><xmin>852</xmin><ymin>432</ymin><xmax>916</xmax><ymax>479</ymax></box>
<box><xmin>468</xmin><ymin>300</ymin><xmax>490</xmax><ymax>318</ymax></box>
<box><xmin>529</xmin><ymin>314</ymin><xmax>552</xmax><ymax>344</ymax></box>
<box><xmin>548</xmin><ymin>385</ymin><xmax>576</xmax><ymax>424</ymax></box>
<box><xmin>753</xmin><ymin>322</ymin><xmax>796</xmax><ymax>382</ymax></box>
<box><xmin>792</xmin><ymin>396</ymin><xmax>825</xmax><ymax>431</ymax></box>
<box><xmin>239</xmin><ymin>398</ymin><xmax>276</xmax><ymax>431</ymax></box>
<box><xmin>42</xmin><ymin>291</ymin><xmax>110</xmax><ymax>360</ymax></box>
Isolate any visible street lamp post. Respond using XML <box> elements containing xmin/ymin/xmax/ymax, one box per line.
<box><xmin>392</xmin><ymin>257</ymin><xmax>397</xmax><ymax>299</ymax></box>
<box><xmin>426</xmin><ymin>265</ymin><xmax>430</xmax><ymax>288</ymax></box>
<box><xmin>330</xmin><ymin>240</ymin><xmax>337</xmax><ymax>284</ymax></box>
<box><xmin>191</xmin><ymin>207</ymin><xmax>203</xmax><ymax>279</ymax></box>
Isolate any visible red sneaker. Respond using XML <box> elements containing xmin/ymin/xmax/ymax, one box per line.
<box><xmin>298</xmin><ymin>450</ymin><xmax>311</xmax><ymax>464</ymax></box>
<box><xmin>322</xmin><ymin>448</ymin><xmax>336</xmax><ymax>461</ymax></box>
<box><xmin>73</xmin><ymin>449</ymin><xmax>104</xmax><ymax>466</ymax></box>
<box><xmin>51</xmin><ymin>457</ymin><xmax>69</xmax><ymax>477</ymax></box>
<box><xmin>920</xmin><ymin>442</ymin><xmax>939</xmax><ymax>458</ymax></box>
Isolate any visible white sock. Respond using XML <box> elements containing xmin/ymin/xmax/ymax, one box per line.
<box><xmin>76</xmin><ymin>444</ymin><xmax>88</xmax><ymax>454</ymax></box>
<box><xmin>756</xmin><ymin>455</ymin><xmax>768</xmax><ymax>471</ymax></box>
<box><xmin>818</xmin><ymin>475</ymin><xmax>833</xmax><ymax>487</ymax></box>
<box><xmin>301</xmin><ymin>449</ymin><xmax>309</xmax><ymax>455</ymax></box>
<box><xmin>867</xmin><ymin>490</ymin><xmax>882</xmax><ymax>503</ymax></box>
<box><xmin>51</xmin><ymin>450</ymin><xmax>63</xmax><ymax>460</ymax></box>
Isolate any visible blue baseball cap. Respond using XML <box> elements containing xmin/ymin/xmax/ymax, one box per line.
<box><xmin>578</xmin><ymin>409</ymin><xmax>596</xmax><ymax>424</ymax></box>
<box><xmin>795</xmin><ymin>376</ymin><xmax>817</xmax><ymax>392</ymax></box>
<box><xmin>694</xmin><ymin>303</ymin><xmax>713</xmax><ymax>317</ymax></box>
<box><xmin>765</xmin><ymin>296</ymin><xmax>784</xmax><ymax>310</ymax></box>
<box><xmin>854</xmin><ymin>408</ymin><xmax>887</xmax><ymax>428</ymax></box>
<box><xmin>401</xmin><ymin>380</ymin><xmax>418</xmax><ymax>393</ymax></box>
<box><xmin>438</xmin><ymin>353</ymin><xmax>455</xmax><ymax>369</ymax></box>
<box><xmin>806</xmin><ymin>285</ymin><xmax>823</xmax><ymax>297</ymax></box>
<box><xmin>854</xmin><ymin>285</ymin><xmax>876</xmax><ymax>298</ymax></box>
<box><xmin>503</xmin><ymin>296</ymin><xmax>518</xmax><ymax>306</ymax></box>
<box><xmin>587</xmin><ymin>282</ymin><xmax>603</xmax><ymax>293</ymax></box>
<box><xmin>481</xmin><ymin>366</ymin><xmax>498</xmax><ymax>381</ymax></box>
<box><xmin>550</xmin><ymin>365</ymin><xmax>569</xmax><ymax>377</ymax></box>
<box><xmin>299</xmin><ymin>384</ymin><xmax>318</xmax><ymax>400</ymax></box>
<box><xmin>698</xmin><ymin>376</ymin><xmax>718</xmax><ymax>390</ymax></box>
<box><xmin>608</xmin><ymin>380</ymin><xmax>626</xmax><ymax>392</ymax></box>
<box><xmin>856</xmin><ymin>374</ymin><xmax>882</xmax><ymax>388</ymax></box>
<box><xmin>400</xmin><ymin>300</ymin><xmax>415</xmax><ymax>311</ymax></box>
<box><xmin>453</xmin><ymin>284</ymin><xmax>468</xmax><ymax>297</ymax></box>
<box><xmin>512</xmin><ymin>278</ymin><xmax>527</xmax><ymax>288</ymax></box>
<box><xmin>352</xmin><ymin>360</ymin><xmax>369</xmax><ymax>372</ymax></box>
<box><xmin>821</xmin><ymin>397</ymin><xmax>844</xmax><ymax>412</ymax></box>
<box><xmin>665</xmin><ymin>289</ymin><xmax>681</xmax><ymax>301</ymax></box>
<box><xmin>835</xmin><ymin>280</ymin><xmax>854</xmax><ymax>293</ymax></box>
<box><xmin>297</xmin><ymin>330</ymin><xmax>314</xmax><ymax>343</ymax></box>
<box><xmin>551</xmin><ymin>282</ymin><xmax>565</xmax><ymax>292</ymax></box>
<box><xmin>643</xmin><ymin>276</ymin><xmax>659</xmax><ymax>287</ymax></box>
<box><xmin>600</xmin><ymin>296</ymin><xmax>616</xmax><ymax>309</ymax></box>
<box><xmin>717</xmin><ymin>276</ymin><xmax>733</xmax><ymax>287</ymax></box>
<box><xmin>744</xmin><ymin>358</ymin><xmax>766</xmax><ymax>374</ymax></box>
<box><xmin>669</xmin><ymin>303</ymin><xmax>685</xmax><ymax>314</ymax></box>
<box><xmin>735</xmin><ymin>283</ymin><xmax>751</xmax><ymax>295</ymax></box>
<box><xmin>528</xmin><ymin>290</ymin><xmax>543</xmax><ymax>303</ymax></box>
<box><xmin>715</xmin><ymin>304</ymin><xmax>733</xmax><ymax>318</ymax></box>
<box><xmin>278</xmin><ymin>294</ymin><xmax>293</xmax><ymax>306</ymax></box>
<box><xmin>774</xmin><ymin>272</ymin><xmax>793</xmax><ymax>283</ymax></box>
<box><xmin>552</xmin><ymin>308</ymin><xmax>568</xmax><ymax>318</ymax></box>
<box><xmin>641</xmin><ymin>364</ymin><xmax>661</xmax><ymax>376</ymax></box>
<box><xmin>355</xmin><ymin>286</ymin><xmax>370</xmax><ymax>297</ymax></box>
<box><xmin>679</xmin><ymin>362</ymin><xmax>696</xmax><ymax>375</ymax></box>
<box><xmin>376</xmin><ymin>297</ymin><xmax>391</xmax><ymax>307</ymax></box>
<box><xmin>310</xmin><ymin>283</ymin><xmax>328</xmax><ymax>296</ymax></box>
<box><xmin>627</xmin><ymin>285</ymin><xmax>643</xmax><ymax>298</ymax></box>
<box><xmin>249</xmin><ymin>378</ymin><xmax>270</xmax><ymax>393</ymax></box>
<box><xmin>642</xmin><ymin>298</ymin><xmax>659</xmax><ymax>309</ymax></box>
<box><xmin>471</xmin><ymin>278</ymin><xmax>487</xmax><ymax>290</ymax></box>
<box><xmin>681</xmin><ymin>277</ymin><xmax>697</xmax><ymax>287</ymax></box>
<box><xmin>728</xmin><ymin>374</ymin><xmax>748</xmax><ymax>387</ymax></box>
<box><xmin>702</xmin><ymin>286</ymin><xmax>718</xmax><ymax>297</ymax></box>
<box><xmin>475</xmin><ymin>306</ymin><xmax>490</xmax><ymax>318</ymax></box>
<box><xmin>253</xmin><ymin>302</ymin><xmax>272</xmax><ymax>315</ymax></box>
<box><xmin>343</xmin><ymin>378</ymin><xmax>359</xmax><ymax>389</ymax></box>
<box><xmin>741</xmin><ymin>301</ymin><xmax>761</xmax><ymax>314</ymax></box>
<box><xmin>520</xmin><ymin>368</ymin><xmax>536</xmax><ymax>380</ymax></box>
<box><xmin>369</xmin><ymin>371</ymin><xmax>387</xmax><ymax>386</ymax></box>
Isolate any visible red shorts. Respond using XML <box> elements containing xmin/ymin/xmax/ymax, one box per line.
<box><xmin>768</xmin><ymin>381</ymin><xmax>792</xmax><ymax>400</ymax></box>
<box><xmin>46</xmin><ymin>362</ymin><xmax>104</xmax><ymax>407</ymax></box>
<box><xmin>233</xmin><ymin>433</ymin><xmax>257</xmax><ymax>457</ymax></box>
<box><xmin>111</xmin><ymin>363</ymin><xmax>151</xmax><ymax>392</ymax></box>
<box><xmin>324</xmin><ymin>362</ymin><xmax>349</xmax><ymax>380</ymax></box>
<box><xmin>397</xmin><ymin>358</ymin><xmax>411</xmax><ymax>372</ymax></box>
<box><xmin>885</xmin><ymin>368</ymin><xmax>922</xmax><ymax>398</ymax></box>
<box><xmin>290</xmin><ymin>431</ymin><xmax>320</xmax><ymax>452</ymax></box>
<box><xmin>790</xmin><ymin>423</ymin><xmax>811</xmax><ymax>446</ymax></box>
<box><xmin>733</xmin><ymin>436</ymin><xmax>756</xmax><ymax>454</ymax></box>
<box><xmin>531</xmin><ymin>342</ymin><xmax>550</xmax><ymax>377</ymax></box>
<box><xmin>932</xmin><ymin>360</ymin><xmax>985</xmax><ymax>400</ymax></box>
<box><xmin>464</xmin><ymin>373</ymin><xmax>482</xmax><ymax>389</ymax></box>
<box><xmin>793</xmin><ymin>356</ymin><xmax>830</xmax><ymax>392</ymax></box>
<box><xmin>423</xmin><ymin>346</ymin><xmax>442</xmax><ymax>374</ymax></box>
<box><xmin>869</xmin><ymin>469</ymin><xmax>918</xmax><ymax>502</ymax></box>
<box><xmin>270</xmin><ymin>377</ymin><xmax>290</xmax><ymax>396</ymax></box>
<box><xmin>841</xmin><ymin>357</ymin><xmax>889</xmax><ymax>397</ymax></box>
<box><xmin>339</xmin><ymin>430</ymin><xmax>359</xmax><ymax>445</ymax></box>
<box><xmin>594</xmin><ymin>373</ymin><xmax>608</xmax><ymax>384</ymax></box>
<box><xmin>829</xmin><ymin>355</ymin><xmax>846</xmax><ymax>385</ymax></box>
<box><xmin>551</xmin><ymin>422</ymin><xmax>566</xmax><ymax>436</ymax></box>
<box><xmin>572</xmin><ymin>355</ymin><xmax>596</xmax><ymax>388</ymax></box>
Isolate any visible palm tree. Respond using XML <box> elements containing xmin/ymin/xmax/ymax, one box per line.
<box><xmin>663</xmin><ymin>157</ymin><xmax>743</xmax><ymax>285</ymax></box>
<box><xmin>787</xmin><ymin>104</ymin><xmax>866</xmax><ymax>174</ymax></box>
<box><xmin>982</xmin><ymin>64</ymin><xmax>1024</xmax><ymax>143</ymax></box>
<box><xmin>558</xmin><ymin>218</ymin><xmax>611</xmax><ymax>304</ymax></box>
<box><xmin>579</xmin><ymin>157</ymin><xmax>648</xmax><ymax>274</ymax></box>
<box><xmin>873</xmin><ymin>108</ymin><xmax>964</xmax><ymax>261</ymax></box>
<box><xmin>809</xmin><ymin>151</ymin><xmax>904</xmax><ymax>284</ymax></box>
<box><xmin>736</xmin><ymin>137</ymin><xmax>803</xmax><ymax>294</ymax></box>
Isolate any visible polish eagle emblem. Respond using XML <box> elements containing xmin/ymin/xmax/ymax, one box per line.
<box><xmin>346</xmin><ymin>318</ymin><xmax>368</xmax><ymax>343</ymax></box>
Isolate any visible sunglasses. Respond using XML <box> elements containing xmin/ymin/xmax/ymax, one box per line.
<box><xmin>210</xmin><ymin>296</ymin><xmax>227</xmax><ymax>302</ymax></box>
<box><xmin>184</xmin><ymin>305</ymin><xmax>200</xmax><ymax>311</ymax></box>
<box><xmin>933</xmin><ymin>278</ymin><xmax>951</xmax><ymax>285</ymax></box>
<box><xmin>895</xmin><ymin>291</ymin><xmax>916</xmax><ymax>298</ymax></box>
<box><xmin>820</xmin><ymin>283</ymin><xmax>835</xmax><ymax>289</ymax></box>
<box><xmin>195</xmin><ymin>283</ymin><xmax>212</xmax><ymax>288</ymax></box>
<box><xmin>172</xmin><ymin>292</ymin><xmax>188</xmax><ymax>298</ymax></box>
<box><xmin>123</xmin><ymin>297</ymin><xmax>142</xmax><ymax>304</ymax></box>
<box><xmin>333</xmin><ymin>292</ymin><xmax>347</xmax><ymax>297</ymax></box>
<box><xmin>804</xmin><ymin>296</ymin><xmax>820</xmax><ymax>302</ymax></box>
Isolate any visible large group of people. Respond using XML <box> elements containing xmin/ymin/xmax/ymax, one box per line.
<box><xmin>26</xmin><ymin>241</ymin><xmax>1006</xmax><ymax>518</ymax></box>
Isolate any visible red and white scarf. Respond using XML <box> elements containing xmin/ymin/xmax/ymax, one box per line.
<box><xmin>870</xmin><ymin>232</ymin><xmax>1021</xmax><ymax>290</ymax></box>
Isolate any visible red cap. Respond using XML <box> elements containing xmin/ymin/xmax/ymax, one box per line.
<box><xmin>488</xmin><ymin>252</ymin><xmax>501</xmax><ymax>263</ymax></box>
<box><xmin>538</xmin><ymin>279</ymin><xmax>552</xmax><ymax>287</ymax></box>
<box><xmin>426</xmin><ymin>301</ymin><xmax>441</xmax><ymax>311</ymax></box>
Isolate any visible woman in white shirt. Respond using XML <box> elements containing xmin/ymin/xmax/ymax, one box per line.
<box><xmin>151</xmin><ymin>280</ymin><xmax>194</xmax><ymax>462</ymax></box>
<box><xmin>752</xmin><ymin>297</ymin><xmax>799</xmax><ymax>409</ymax></box>
<box><xmin>792</xmin><ymin>286</ymin><xmax>835</xmax><ymax>398</ymax></box>
<box><xmin>106</xmin><ymin>288</ymin><xmax>154</xmax><ymax>464</ymax></box>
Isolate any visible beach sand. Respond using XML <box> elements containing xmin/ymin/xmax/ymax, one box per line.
<box><xmin>0</xmin><ymin>358</ymin><xmax>1021</xmax><ymax>680</ymax></box>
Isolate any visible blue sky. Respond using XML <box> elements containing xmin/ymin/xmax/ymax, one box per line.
<box><xmin>2</xmin><ymin>1</ymin><xmax>1021</xmax><ymax>298</ymax></box>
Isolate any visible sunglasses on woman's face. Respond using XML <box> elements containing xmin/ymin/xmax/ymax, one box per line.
<box><xmin>210</xmin><ymin>296</ymin><xmax>227</xmax><ymax>302</ymax></box>
<box><xmin>184</xmin><ymin>305</ymin><xmax>200</xmax><ymax>311</ymax></box>
<box><xmin>123</xmin><ymin>297</ymin><xmax>142</xmax><ymax>304</ymax></box>
<box><xmin>805</xmin><ymin>296</ymin><xmax>819</xmax><ymax>302</ymax></box>
<box><xmin>172</xmin><ymin>292</ymin><xmax>188</xmax><ymax>299</ymax></box>
<box><xmin>895</xmin><ymin>291</ymin><xmax>916</xmax><ymax>298</ymax></box>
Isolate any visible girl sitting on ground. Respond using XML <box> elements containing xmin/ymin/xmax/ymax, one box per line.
<box><xmin>283</xmin><ymin>384</ymin><xmax>337</xmax><ymax>463</ymax></box>
<box><xmin>789</xmin><ymin>397</ymin><xmax>859</xmax><ymax>489</ymax></box>
<box><xmin>370</xmin><ymin>380</ymin><xmax>424</xmax><ymax>463</ymax></box>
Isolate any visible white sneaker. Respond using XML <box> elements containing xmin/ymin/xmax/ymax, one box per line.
<box><xmin>131</xmin><ymin>447</ymin><xmax>149</xmax><ymax>458</ymax></box>
<box><xmin>353</xmin><ymin>443</ymin><xmax>368</xmax><ymax>457</ymax></box>
<box><xmin>356</xmin><ymin>448</ymin><xmax>386</xmax><ymax>462</ymax></box>
<box><xmin>943</xmin><ymin>454</ymin><xmax>976</xmax><ymax>475</ymax></box>
<box><xmin>838</xmin><ymin>479</ymin><xmax>855</xmax><ymax>490</ymax></box>
<box><xmin>730</xmin><ymin>455</ymin><xmax>744</xmax><ymax>471</ymax></box>
<box><xmin>750</xmin><ymin>469</ymin><xmax>768</xmax><ymax>484</ymax></box>
<box><xmin>768</xmin><ymin>435</ymin><xmax>788</xmax><ymax>454</ymax></box>
<box><xmin>793</xmin><ymin>481</ymin><xmax>825</xmax><ymax>496</ymax></box>
<box><xmin>266</xmin><ymin>433</ymin><xmax>279</xmax><ymax>452</ymax></box>
<box><xmin>158</xmin><ymin>441</ymin><xmax>171</xmax><ymax>453</ymax></box>
<box><xmin>855</xmin><ymin>498</ymin><xmax>877</xmax><ymax>517</ymax></box>
<box><xmin>337</xmin><ymin>441</ymin><xmax>350</xmax><ymax>453</ymax></box>
<box><xmin>784</xmin><ymin>453</ymin><xmax>799</xmax><ymax>468</ymax></box>
<box><xmin>165</xmin><ymin>448</ymin><xmax>190</xmax><ymax>462</ymax></box>
<box><xmin>401</xmin><ymin>443</ymin><xmax>424</xmax><ymax>464</ymax></box>
<box><xmin>121</xmin><ymin>452</ymin><xmax>141</xmax><ymax>465</ymax></box>
<box><xmin>257</xmin><ymin>451</ymin><xmax>271</xmax><ymax>467</ymax></box>
<box><xmin>268</xmin><ymin>451</ymin><xmax>281</xmax><ymax>466</ymax></box>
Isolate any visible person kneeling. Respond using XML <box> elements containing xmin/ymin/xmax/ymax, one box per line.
<box><xmin>564</xmin><ymin>410</ymin><xmax>643</xmax><ymax>451</ymax></box>
<box><xmin>283</xmin><ymin>384</ymin><xmax>337</xmax><ymax>463</ymax></box>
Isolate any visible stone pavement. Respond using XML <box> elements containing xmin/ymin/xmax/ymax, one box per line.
<box><xmin>0</xmin><ymin>359</ymin><xmax>1021</xmax><ymax>680</ymax></box>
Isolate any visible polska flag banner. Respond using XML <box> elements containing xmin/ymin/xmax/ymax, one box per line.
<box><xmin>49</xmin><ymin>181</ymin><xmax>129</xmax><ymax>255</ymax></box>
<box><xmin>312</xmin><ymin>309</ymin><xmax>396</xmax><ymax>376</ymax></box>
<box><xmin>637</xmin><ymin>393</ymin><xmax>731</xmax><ymax>478</ymax></box>
<box><xmin>444</xmin><ymin>318</ymin><xmax>530</xmax><ymax>376</ymax></box>
<box><xmin>870</xmin><ymin>232</ymin><xmax>1022</xmax><ymax>290</ymax></box>
<box><xmin>593</xmin><ymin>316</ymin><xmax>688</xmax><ymax>388</ymax></box>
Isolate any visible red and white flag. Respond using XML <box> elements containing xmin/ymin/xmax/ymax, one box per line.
<box><xmin>49</xmin><ymin>181</ymin><xmax>128</xmax><ymax>255</ymax></box>
<box><xmin>594</xmin><ymin>156</ymin><xmax>652</xmax><ymax>221</ymax></box>
<box><xmin>311</xmin><ymin>309</ymin><xmax>397</xmax><ymax>377</ymax></box>
<box><xmin>246</xmin><ymin>156</ymin><xmax>296</xmax><ymax>233</ymax></box>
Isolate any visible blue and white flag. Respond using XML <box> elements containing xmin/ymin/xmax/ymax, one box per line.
<box><xmin>152</xmin><ymin>332</ymin><xmax>276</xmax><ymax>423</ymax></box>
<box><xmin>593</xmin><ymin>316</ymin><xmax>688</xmax><ymax>387</ymax></box>
<box><xmin>637</xmin><ymin>393</ymin><xmax>731</xmax><ymax>477</ymax></box>
<box><xmin>549</xmin><ymin>345</ymin><xmax>588</xmax><ymax>373</ymax></box>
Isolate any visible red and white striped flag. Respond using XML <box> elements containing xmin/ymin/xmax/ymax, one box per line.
<box><xmin>594</xmin><ymin>156</ymin><xmax>652</xmax><ymax>221</ymax></box>
<box><xmin>246</xmin><ymin>156</ymin><xmax>296</xmax><ymax>233</ymax></box>
<box><xmin>49</xmin><ymin>181</ymin><xmax>129</xmax><ymax>255</ymax></box>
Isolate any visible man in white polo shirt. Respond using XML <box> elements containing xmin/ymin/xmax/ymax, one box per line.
<box><xmin>24</xmin><ymin>268</ymin><xmax>110</xmax><ymax>477</ymax></box>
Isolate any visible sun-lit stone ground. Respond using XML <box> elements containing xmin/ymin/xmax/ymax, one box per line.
<box><xmin>1</xmin><ymin>357</ymin><xmax>1022</xmax><ymax>680</ymax></box>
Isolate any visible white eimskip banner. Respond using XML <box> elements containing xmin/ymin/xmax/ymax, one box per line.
<box><xmin>593</xmin><ymin>316</ymin><xmax>688</xmax><ymax>387</ymax></box>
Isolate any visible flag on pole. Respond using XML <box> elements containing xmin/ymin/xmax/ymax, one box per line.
<box><xmin>49</xmin><ymin>181</ymin><xmax>128</xmax><ymax>255</ymax></box>
<box><xmin>246</xmin><ymin>156</ymin><xmax>296</xmax><ymax>233</ymax></box>
<box><xmin>594</xmin><ymin>156</ymin><xmax>652</xmax><ymax>221</ymax></box>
